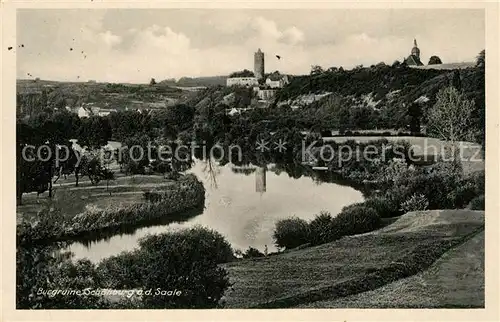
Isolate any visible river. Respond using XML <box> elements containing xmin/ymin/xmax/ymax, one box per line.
<box><xmin>66</xmin><ymin>161</ymin><xmax>365</xmax><ymax>262</ymax></box>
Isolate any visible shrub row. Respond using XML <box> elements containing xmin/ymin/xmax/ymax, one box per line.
<box><xmin>17</xmin><ymin>174</ymin><xmax>206</xmax><ymax>244</ymax></box>
<box><xmin>333</xmin><ymin>131</ymin><xmax>426</xmax><ymax>137</ymax></box>
<box><xmin>273</xmin><ymin>206</ymin><xmax>382</xmax><ymax>250</ymax></box>
<box><xmin>388</xmin><ymin>169</ymin><xmax>485</xmax><ymax>211</ymax></box>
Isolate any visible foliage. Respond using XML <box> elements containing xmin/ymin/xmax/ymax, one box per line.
<box><xmin>78</xmin><ymin>116</ymin><xmax>113</xmax><ymax>149</ymax></box>
<box><xmin>334</xmin><ymin>206</ymin><xmax>381</xmax><ymax>235</ymax></box>
<box><xmin>17</xmin><ymin>174</ymin><xmax>206</xmax><ymax>243</ymax></box>
<box><xmin>97</xmin><ymin>250</ymin><xmax>144</xmax><ymax>289</ymax></box>
<box><xmin>308</xmin><ymin>211</ymin><xmax>338</xmax><ymax>245</ymax></box>
<box><xmin>427</xmin><ymin>86</ymin><xmax>476</xmax><ymax>143</ymax></box>
<box><xmin>17</xmin><ymin>244</ymin><xmax>109</xmax><ymax>309</ymax></box>
<box><xmin>119</xmin><ymin>134</ymin><xmax>152</xmax><ymax>175</ymax></box>
<box><xmin>136</xmin><ymin>227</ymin><xmax>232</xmax><ymax>308</ymax></box>
<box><xmin>428</xmin><ymin>56</ymin><xmax>443</xmax><ymax>65</ymax></box>
<box><xmin>476</xmin><ymin>49</ymin><xmax>485</xmax><ymax>68</ymax></box>
<box><xmin>242</xmin><ymin>247</ymin><xmax>265</xmax><ymax>258</ymax></box>
<box><xmin>229</xmin><ymin>69</ymin><xmax>255</xmax><ymax>78</ymax></box>
<box><xmin>273</xmin><ymin>217</ymin><xmax>310</xmax><ymax>250</ymax></box>
<box><xmin>448</xmin><ymin>170</ymin><xmax>485</xmax><ymax>208</ymax></box>
<box><xmin>351</xmin><ymin>196</ymin><xmax>402</xmax><ymax>219</ymax></box>
<box><xmin>400</xmin><ymin>193</ymin><xmax>429</xmax><ymax>213</ymax></box>
<box><xmin>469</xmin><ymin>195</ymin><xmax>485</xmax><ymax>210</ymax></box>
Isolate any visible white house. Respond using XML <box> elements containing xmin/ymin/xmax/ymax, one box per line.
<box><xmin>77</xmin><ymin>106</ymin><xmax>91</xmax><ymax>118</ymax></box>
<box><xmin>97</xmin><ymin>108</ymin><xmax>117</xmax><ymax>117</ymax></box>
<box><xmin>265</xmin><ymin>74</ymin><xmax>289</xmax><ymax>88</ymax></box>
<box><xmin>226</xmin><ymin>77</ymin><xmax>259</xmax><ymax>87</ymax></box>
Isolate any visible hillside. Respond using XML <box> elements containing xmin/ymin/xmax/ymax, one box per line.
<box><xmin>16</xmin><ymin>79</ymin><xmax>194</xmax><ymax>117</ymax></box>
<box><xmin>222</xmin><ymin>209</ymin><xmax>484</xmax><ymax>308</ymax></box>
<box><xmin>276</xmin><ymin>64</ymin><xmax>483</xmax><ymax>108</ymax></box>
<box><xmin>159</xmin><ymin>75</ymin><xmax>228</xmax><ymax>87</ymax></box>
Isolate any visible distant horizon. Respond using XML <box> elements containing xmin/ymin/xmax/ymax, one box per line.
<box><xmin>17</xmin><ymin>9</ymin><xmax>484</xmax><ymax>83</ymax></box>
<box><xmin>15</xmin><ymin>59</ymin><xmax>478</xmax><ymax>85</ymax></box>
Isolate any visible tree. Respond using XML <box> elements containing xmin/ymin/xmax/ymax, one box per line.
<box><xmin>427</xmin><ymin>86</ymin><xmax>476</xmax><ymax>166</ymax></box>
<box><xmin>120</xmin><ymin>227</ymin><xmax>233</xmax><ymax>308</ymax></box>
<box><xmin>79</xmin><ymin>152</ymin><xmax>110</xmax><ymax>185</ymax></box>
<box><xmin>450</xmin><ymin>70</ymin><xmax>462</xmax><ymax>91</ymax></box>
<box><xmin>229</xmin><ymin>69</ymin><xmax>255</xmax><ymax>78</ymax></box>
<box><xmin>428</xmin><ymin>55</ymin><xmax>443</xmax><ymax>65</ymax></box>
<box><xmin>78</xmin><ymin>116</ymin><xmax>112</xmax><ymax>150</ymax></box>
<box><xmin>273</xmin><ymin>217</ymin><xmax>310</xmax><ymax>249</ymax></box>
<box><xmin>408</xmin><ymin>102</ymin><xmax>422</xmax><ymax>134</ymax></box>
<box><xmin>149</xmin><ymin>78</ymin><xmax>157</xmax><ymax>85</ymax></box>
<box><xmin>310</xmin><ymin>65</ymin><xmax>324</xmax><ymax>76</ymax></box>
<box><xmin>16</xmin><ymin>243</ymin><xmax>109</xmax><ymax>309</ymax></box>
<box><xmin>476</xmin><ymin>49</ymin><xmax>485</xmax><ymax>68</ymax></box>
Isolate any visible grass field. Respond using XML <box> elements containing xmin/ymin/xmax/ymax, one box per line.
<box><xmin>17</xmin><ymin>173</ymin><xmax>174</xmax><ymax>224</ymax></box>
<box><xmin>299</xmin><ymin>230</ymin><xmax>484</xmax><ymax>308</ymax></box>
<box><xmin>222</xmin><ymin>209</ymin><xmax>484</xmax><ymax>308</ymax></box>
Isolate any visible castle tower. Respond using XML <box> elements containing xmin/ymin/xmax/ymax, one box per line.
<box><xmin>254</xmin><ymin>48</ymin><xmax>265</xmax><ymax>81</ymax></box>
<box><xmin>255</xmin><ymin>166</ymin><xmax>267</xmax><ymax>193</ymax></box>
<box><xmin>411</xmin><ymin>39</ymin><xmax>420</xmax><ymax>59</ymax></box>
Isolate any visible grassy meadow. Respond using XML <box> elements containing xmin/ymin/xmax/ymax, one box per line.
<box><xmin>222</xmin><ymin>209</ymin><xmax>484</xmax><ymax>308</ymax></box>
<box><xmin>16</xmin><ymin>173</ymin><xmax>175</xmax><ymax>225</ymax></box>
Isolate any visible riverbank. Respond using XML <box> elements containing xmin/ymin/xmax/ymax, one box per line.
<box><xmin>16</xmin><ymin>174</ymin><xmax>205</xmax><ymax>244</ymax></box>
<box><xmin>222</xmin><ymin>209</ymin><xmax>484</xmax><ymax>308</ymax></box>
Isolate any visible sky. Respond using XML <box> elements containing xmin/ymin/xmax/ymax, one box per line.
<box><xmin>16</xmin><ymin>9</ymin><xmax>485</xmax><ymax>83</ymax></box>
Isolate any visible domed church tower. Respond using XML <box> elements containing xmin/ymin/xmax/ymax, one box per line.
<box><xmin>404</xmin><ymin>38</ymin><xmax>423</xmax><ymax>66</ymax></box>
<box><xmin>411</xmin><ymin>39</ymin><xmax>420</xmax><ymax>59</ymax></box>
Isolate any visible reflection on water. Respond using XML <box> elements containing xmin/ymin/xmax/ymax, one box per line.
<box><xmin>67</xmin><ymin>161</ymin><xmax>365</xmax><ymax>262</ymax></box>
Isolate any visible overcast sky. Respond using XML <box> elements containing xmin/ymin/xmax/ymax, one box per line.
<box><xmin>17</xmin><ymin>9</ymin><xmax>484</xmax><ymax>83</ymax></box>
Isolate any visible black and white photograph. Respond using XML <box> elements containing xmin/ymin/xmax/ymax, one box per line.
<box><xmin>2</xmin><ymin>2</ymin><xmax>498</xmax><ymax>318</ymax></box>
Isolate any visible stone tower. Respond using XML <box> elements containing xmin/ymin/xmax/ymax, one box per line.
<box><xmin>411</xmin><ymin>39</ymin><xmax>420</xmax><ymax>59</ymax></box>
<box><xmin>254</xmin><ymin>48</ymin><xmax>265</xmax><ymax>81</ymax></box>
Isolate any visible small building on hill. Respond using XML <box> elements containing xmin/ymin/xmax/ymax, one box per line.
<box><xmin>77</xmin><ymin>106</ymin><xmax>91</xmax><ymax>118</ymax></box>
<box><xmin>404</xmin><ymin>39</ymin><xmax>424</xmax><ymax>66</ymax></box>
<box><xmin>265</xmin><ymin>71</ymin><xmax>290</xmax><ymax>88</ymax></box>
<box><xmin>226</xmin><ymin>77</ymin><xmax>259</xmax><ymax>87</ymax></box>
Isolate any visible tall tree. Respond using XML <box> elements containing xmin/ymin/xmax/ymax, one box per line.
<box><xmin>427</xmin><ymin>86</ymin><xmax>476</xmax><ymax>168</ymax></box>
<box><xmin>476</xmin><ymin>49</ymin><xmax>485</xmax><ymax>68</ymax></box>
<box><xmin>78</xmin><ymin>116</ymin><xmax>112</xmax><ymax>150</ymax></box>
<box><xmin>450</xmin><ymin>70</ymin><xmax>462</xmax><ymax>91</ymax></box>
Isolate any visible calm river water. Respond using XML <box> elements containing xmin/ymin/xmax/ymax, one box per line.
<box><xmin>67</xmin><ymin>161</ymin><xmax>365</xmax><ymax>262</ymax></box>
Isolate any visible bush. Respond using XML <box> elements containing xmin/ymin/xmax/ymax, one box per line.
<box><xmin>400</xmin><ymin>193</ymin><xmax>429</xmax><ymax>213</ymax></box>
<box><xmin>97</xmin><ymin>251</ymin><xmax>143</xmax><ymax>289</ymax></box>
<box><xmin>243</xmin><ymin>247</ymin><xmax>265</xmax><ymax>258</ymax></box>
<box><xmin>135</xmin><ymin>227</ymin><xmax>232</xmax><ymax>308</ymax></box>
<box><xmin>448</xmin><ymin>171</ymin><xmax>485</xmax><ymax>208</ymax></box>
<box><xmin>469</xmin><ymin>195</ymin><xmax>485</xmax><ymax>210</ymax></box>
<box><xmin>308</xmin><ymin>211</ymin><xmax>338</xmax><ymax>245</ymax></box>
<box><xmin>273</xmin><ymin>217</ymin><xmax>310</xmax><ymax>250</ymax></box>
<box><xmin>363</xmin><ymin>196</ymin><xmax>402</xmax><ymax>218</ymax></box>
<box><xmin>334</xmin><ymin>206</ymin><xmax>381</xmax><ymax>236</ymax></box>
<box><xmin>390</xmin><ymin>171</ymin><xmax>456</xmax><ymax>209</ymax></box>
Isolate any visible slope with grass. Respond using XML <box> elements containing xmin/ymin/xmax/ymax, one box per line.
<box><xmin>299</xmin><ymin>229</ymin><xmax>484</xmax><ymax>308</ymax></box>
<box><xmin>222</xmin><ymin>209</ymin><xmax>484</xmax><ymax>308</ymax></box>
